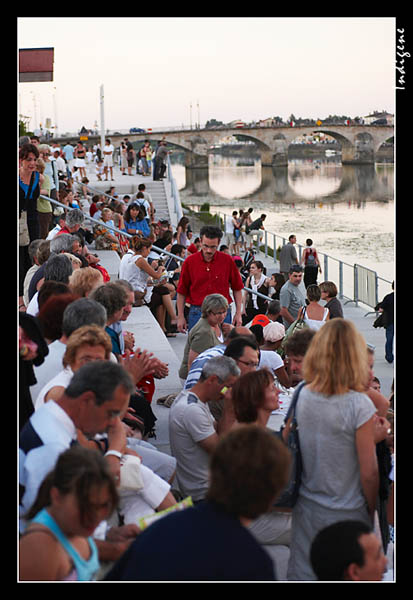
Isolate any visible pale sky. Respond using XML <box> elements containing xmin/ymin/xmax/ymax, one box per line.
<box><xmin>18</xmin><ymin>16</ymin><xmax>396</xmax><ymax>134</ymax></box>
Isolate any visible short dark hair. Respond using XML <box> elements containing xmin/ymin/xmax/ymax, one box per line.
<box><xmin>90</xmin><ymin>282</ymin><xmax>128</xmax><ymax>319</ymax></box>
<box><xmin>306</xmin><ymin>284</ymin><xmax>321</xmax><ymax>302</ymax></box>
<box><xmin>224</xmin><ymin>336</ymin><xmax>258</xmax><ymax>361</ymax></box>
<box><xmin>310</xmin><ymin>520</ymin><xmax>373</xmax><ymax>581</ymax></box>
<box><xmin>170</xmin><ymin>243</ymin><xmax>186</xmax><ymax>256</ymax></box>
<box><xmin>199</xmin><ymin>225</ymin><xmax>223</xmax><ymax>241</ymax></box>
<box><xmin>19</xmin><ymin>143</ymin><xmax>39</xmax><ymax>160</ymax></box>
<box><xmin>283</xmin><ymin>328</ymin><xmax>316</xmax><ymax>357</ymax></box>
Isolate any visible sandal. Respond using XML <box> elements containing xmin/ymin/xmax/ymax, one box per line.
<box><xmin>157</xmin><ymin>394</ymin><xmax>177</xmax><ymax>408</ymax></box>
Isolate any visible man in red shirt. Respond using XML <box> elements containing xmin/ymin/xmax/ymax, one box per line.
<box><xmin>176</xmin><ymin>226</ymin><xmax>244</xmax><ymax>332</ymax></box>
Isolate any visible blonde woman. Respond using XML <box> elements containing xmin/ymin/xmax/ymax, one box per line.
<box><xmin>68</xmin><ymin>266</ymin><xmax>104</xmax><ymax>297</ymax></box>
<box><xmin>286</xmin><ymin>318</ymin><xmax>380</xmax><ymax>581</ymax></box>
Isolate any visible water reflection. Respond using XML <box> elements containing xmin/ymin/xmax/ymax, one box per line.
<box><xmin>171</xmin><ymin>155</ymin><xmax>394</xmax><ymax>207</ymax></box>
<box><xmin>170</xmin><ymin>154</ymin><xmax>394</xmax><ymax>281</ymax></box>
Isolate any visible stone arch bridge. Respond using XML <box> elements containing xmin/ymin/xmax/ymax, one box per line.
<box><xmin>54</xmin><ymin>124</ymin><xmax>394</xmax><ymax>168</ymax></box>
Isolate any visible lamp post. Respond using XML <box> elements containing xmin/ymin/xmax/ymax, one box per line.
<box><xmin>100</xmin><ymin>84</ymin><xmax>105</xmax><ymax>151</ymax></box>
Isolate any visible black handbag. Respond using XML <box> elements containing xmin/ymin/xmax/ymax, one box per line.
<box><xmin>273</xmin><ymin>381</ymin><xmax>305</xmax><ymax>508</ymax></box>
<box><xmin>373</xmin><ymin>311</ymin><xmax>388</xmax><ymax>328</ymax></box>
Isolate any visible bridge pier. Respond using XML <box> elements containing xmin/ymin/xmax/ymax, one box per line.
<box><xmin>340</xmin><ymin>133</ymin><xmax>376</xmax><ymax>165</ymax></box>
<box><xmin>184</xmin><ymin>151</ymin><xmax>208</xmax><ymax>169</ymax></box>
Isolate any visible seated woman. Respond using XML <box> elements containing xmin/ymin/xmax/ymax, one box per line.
<box><xmin>319</xmin><ymin>280</ymin><xmax>344</xmax><ymax>319</ymax></box>
<box><xmin>19</xmin><ymin>445</ymin><xmax>118</xmax><ymax>581</ymax></box>
<box><xmin>122</xmin><ymin>236</ymin><xmax>177</xmax><ymax>336</ymax></box>
<box><xmin>297</xmin><ymin>284</ymin><xmax>330</xmax><ymax>331</ymax></box>
<box><xmin>231</xmin><ymin>368</ymin><xmax>280</xmax><ymax>428</ymax></box>
<box><xmin>124</xmin><ymin>203</ymin><xmax>151</xmax><ymax>238</ymax></box>
<box><xmin>242</xmin><ymin>260</ymin><xmax>272</xmax><ymax>325</ymax></box>
<box><xmin>109</xmin><ymin>200</ymin><xmax>129</xmax><ymax>256</ymax></box>
<box><xmin>178</xmin><ymin>294</ymin><xmax>229</xmax><ymax>382</ymax></box>
<box><xmin>93</xmin><ymin>207</ymin><xmax>121</xmax><ymax>255</ymax></box>
<box><xmin>68</xmin><ymin>266</ymin><xmax>104</xmax><ymax>298</ymax></box>
<box><xmin>89</xmin><ymin>282</ymin><xmax>129</xmax><ymax>358</ymax></box>
<box><xmin>34</xmin><ymin>324</ymin><xmax>113</xmax><ymax>408</ymax></box>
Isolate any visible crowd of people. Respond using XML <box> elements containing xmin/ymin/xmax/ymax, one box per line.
<box><xmin>18</xmin><ymin>137</ymin><xmax>395</xmax><ymax>582</ymax></box>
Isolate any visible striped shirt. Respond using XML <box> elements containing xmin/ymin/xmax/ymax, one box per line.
<box><xmin>184</xmin><ymin>344</ymin><xmax>226</xmax><ymax>390</ymax></box>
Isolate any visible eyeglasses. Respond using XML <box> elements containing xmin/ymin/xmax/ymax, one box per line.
<box><xmin>237</xmin><ymin>358</ymin><xmax>259</xmax><ymax>369</ymax></box>
<box><xmin>201</xmin><ymin>243</ymin><xmax>218</xmax><ymax>250</ymax></box>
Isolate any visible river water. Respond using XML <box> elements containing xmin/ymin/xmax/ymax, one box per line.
<box><xmin>170</xmin><ymin>154</ymin><xmax>394</xmax><ymax>284</ymax></box>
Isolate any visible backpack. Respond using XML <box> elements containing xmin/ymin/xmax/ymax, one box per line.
<box><xmin>305</xmin><ymin>248</ymin><xmax>316</xmax><ymax>266</ymax></box>
<box><xmin>135</xmin><ymin>199</ymin><xmax>147</xmax><ymax>218</ymax></box>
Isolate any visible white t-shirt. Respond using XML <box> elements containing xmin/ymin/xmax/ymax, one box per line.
<box><xmin>168</xmin><ymin>390</ymin><xmax>216</xmax><ymax>501</ymax></box>
<box><xmin>34</xmin><ymin>367</ymin><xmax>73</xmax><ymax>410</ymax></box>
<box><xmin>259</xmin><ymin>349</ymin><xmax>284</xmax><ymax>374</ymax></box>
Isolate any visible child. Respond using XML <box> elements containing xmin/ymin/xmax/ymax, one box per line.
<box><xmin>95</xmin><ymin>159</ymin><xmax>104</xmax><ymax>181</ymax></box>
<box><xmin>19</xmin><ymin>446</ymin><xmax>118</xmax><ymax>581</ymax></box>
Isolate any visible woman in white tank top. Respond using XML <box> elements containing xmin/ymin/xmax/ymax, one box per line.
<box><xmin>297</xmin><ymin>284</ymin><xmax>330</xmax><ymax>331</ymax></box>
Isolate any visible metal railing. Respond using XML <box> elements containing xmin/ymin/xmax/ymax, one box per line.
<box><xmin>42</xmin><ymin>195</ymin><xmax>271</xmax><ymax>304</ymax></box>
<box><xmin>166</xmin><ymin>154</ymin><xmax>183</xmax><ymax>223</ymax></box>
<box><xmin>214</xmin><ymin>211</ymin><xmax>393</xmax><ymax>311</ymax></box>
<box><xmin>41</xmin><ymin>196</ymin><xmax>392</xmax><ymax>310</ymax></box>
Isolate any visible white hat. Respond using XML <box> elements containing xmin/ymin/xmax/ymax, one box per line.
<box><xmin>263</xmin><ymin>321</ymin><xmax>285</xmax><ymax>342</ymax></box>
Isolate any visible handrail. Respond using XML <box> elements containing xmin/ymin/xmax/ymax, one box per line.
<box><xmin>43</xmin><ymin>195</ymin><xmax>272</xmax><ymax>303</ymax></box>
<box><xmin>41</xmin><ymin>195</ymin><xmax>182</xmax><ymax>262</ymax></box>
<box><xmin>216</xmin><ymin>209</ymin><xmax>393</xmax><ymax>309</ymax></box>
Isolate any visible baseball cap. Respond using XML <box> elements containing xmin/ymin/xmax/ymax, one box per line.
<box><xmin>263</xmin><ymin>321</ymin><xmax>285</xmax><ymax>342</ymax></box>
<box><xmin>251</xmin><ymin>314</ymin><xmax>270</xmax><ymax>327</ymax></box>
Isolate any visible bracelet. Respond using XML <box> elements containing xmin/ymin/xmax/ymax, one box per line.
<box><xmin>105</xmin><ymin>450</ymin><xmax>122</xmax><ymax>459</ymax></box>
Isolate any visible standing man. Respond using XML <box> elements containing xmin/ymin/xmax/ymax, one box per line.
<box><xmin>279</xmin><ymin>265</ymin><xmax>306</xmax><ymax>329</ymax></box>
<box><xmin>176</xmin><ymin>226</ymin><xmax>245</xmax><ymax>332</ymax></box>
<box><xmin>103</xmin><ymin>138</ymin><xmax>115</xmax><ymax>181</ymax></box>
<box><xmin>153</xmin><ymin>140</ymin><xmax>168</xmax><ymax>181</ymax></box>
<box><xmin>279</xmin><ymin>234</ymin><xmax>299</xmax><ymax>281</ymax></box>
<box><xmin>62</xmin><ymin>142</ymin><xmax>75</xmax><ymax>174</ymax></box>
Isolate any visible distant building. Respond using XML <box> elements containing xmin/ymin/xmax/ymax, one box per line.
<box><xmin>257</xmin><ymin>118</ymin><xmax>275</xmax><ymax>127</ymax></box>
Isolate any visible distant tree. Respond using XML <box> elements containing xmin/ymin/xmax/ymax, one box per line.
<box><xmin>205</xmin><ymin>118</ymin><xmax>224</xmax><ymax>128</ymax></box>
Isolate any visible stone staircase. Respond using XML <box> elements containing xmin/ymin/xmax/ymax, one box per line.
<box><xmin>143</xmin><ymin>180</ymin><xmax>170</xmax><ymax>222</ymax></box>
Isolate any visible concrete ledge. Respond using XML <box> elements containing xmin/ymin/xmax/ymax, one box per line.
<box><xmin>93</xmin><ymin>250</ymin><xmax>121</xmax><ymax>280</ymax></box>
<box><xmin>122</xmin><ymin>306</ymin><xmax>183</xmax><ymax>453</ymax></box>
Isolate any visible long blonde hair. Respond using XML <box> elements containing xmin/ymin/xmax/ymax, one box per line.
<box><xmin>302</xmin><ymin>318</ymin><xmax>369</xmax><ymax>395</ymax></box>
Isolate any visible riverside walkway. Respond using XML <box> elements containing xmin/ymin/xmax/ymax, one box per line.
<box><xmin>95</xmin><ymin>244</ymin><xmax>394</xmax><ymax>456</ymax></box>
<box><xmin>78</xmin><ymin>157</ymin><xmax>394</xmax><ymax>452</ymax></box>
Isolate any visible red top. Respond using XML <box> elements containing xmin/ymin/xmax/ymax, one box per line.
<box><xmin>56</xmin><ymin>226</ymin><xmax>71</xmax><ymax>235</ymax></box>
<box><xmin>177</xmin><ymin>250</ymin><xmax>244</xmax><ymax>306</ymax></box>
<box><xmin>302</xmin><ymin>247</ymin><xmax>318</xmax><ymax>265</ymax></box>
<box><xmin>186</xmin><ymin>243</ymin><xmax>199</xmax><ymax>254</ymax></box>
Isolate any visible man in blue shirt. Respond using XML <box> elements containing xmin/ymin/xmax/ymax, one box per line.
<box><xmin>63</xmin><ymin>142</ymin><xmax>75</xmax><ymax>174</ymax></box>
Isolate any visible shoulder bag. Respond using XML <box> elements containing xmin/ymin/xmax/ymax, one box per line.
<box><xmin>273</xmin><ymin>381</ymin><xmax>306</xmax><ymax>508</ymax></box>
